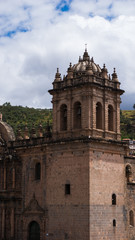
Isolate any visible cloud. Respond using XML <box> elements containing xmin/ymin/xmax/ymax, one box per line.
<box><xmin>0</xmin><ymin>0</ymin><xmax>135</xmax><ymax>109</ymax></box>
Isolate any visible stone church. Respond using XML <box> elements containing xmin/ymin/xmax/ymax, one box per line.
<box><xmin>0</xmin><ymin>48</ymin><xmax>135</xmax><ymax>240</ymax></box>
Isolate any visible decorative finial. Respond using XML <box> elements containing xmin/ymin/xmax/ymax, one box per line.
<box><xmin>31</xmin><ymin>124</ymin><xmax>37</xmax><ymax>138</ymax></box>
<box><xmin>102</xmin><ymin>64</ymin><xmax>108</xmax><ymax>79</ymax></box>
<box><xmin>16</xmin><ymin>128</ymin><xmax>23</xmax><ymax>140</ymax></box>
<box><xmin>112</xmin><ymin>68</ymin><xmax>119</xmax><ymax>82</ymax></box>
<box><xmin>24</xmin><ymin>125</ymin><xmax>29</xmax><ymax>139</ymax></box>
<box><xmin>54</xmin><ymin>67</ymin><xmax>61</xmax><ymax>82</ymax></box>
<box><xmin>85</xmin><ymin>43</ymin><xmax>87</xmax><ymax>52</ymax></box>
<box><xmin>83</xmin><ymin>45</ymin><xmax>90</xmax><ymax>61</ymax></box>
<box><xmin>91</xmin><ymin>57</ymin><xmax>94</xmax><ymax>62</ymax></box>
<box><xmin>37</xmin><ymin>123</ymin><xmax>43</xmax><ymax>137</ymax></box>
<box><xmin>67</xmin><ymin>62</ymin><xmax>73</xmax><ymax>80</ymax></box>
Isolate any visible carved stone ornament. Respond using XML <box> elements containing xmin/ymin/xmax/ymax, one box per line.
<box><xmin>23</xmin><ymin>194</ymin><xmax>45</xmax><ymax>215</ymax></box>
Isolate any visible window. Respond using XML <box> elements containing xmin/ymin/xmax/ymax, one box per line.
<box><xmin>108</xmin><ymin>105</ymin><xmax>114</xmax><ymax>131</ymax></box>
<box><xmin>96</xmin><ymin>102</ymin><xmax>102</xmax><ymax>129</ymax></box>
<box><xmin>35</xmin><ymin>162</ymin><xmax>41</xmax><ymax>180</ymax></box>
<box><xmin>60</xmin><ymin>104</ymin><xmax>67</xmax><ymax>131</ymax></box>
<box><xmin>73</xmin><ymin>102</ymin><xmax>81</xmax><ymax>129</ymax></box>
<box><xmin>28</xmin><ymin>221</ymin><xmax>40</xmax><ymax>240</ymax></box>
<box><xmin>112</xmin><ymin>193</ymin><xmax>116</xmax><ymax>205</ymax></box>
<box><xmin>126</xmin><ymin>165</ymin><xmax>132</xmax><ymax>183</ymax></box>
<box><xmin>65</xmin><ymin>184</ymin><xmax>70</xmax><ymax>195</ymax></box>
<box><xmin>113</xmin><ymin>219</ymin><xmax>116</xmax><ymax>227</ymax></box>
<box><xmin>129</xmin><ymin>210</ymin><xmax>134</xmax><ymax>227</ymax></box>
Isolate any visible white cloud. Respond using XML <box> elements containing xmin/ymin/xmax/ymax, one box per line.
<box><xmin>0</xmin><ymin>0</ymin><xmax>135</xmax><ymax>109</ymax></box>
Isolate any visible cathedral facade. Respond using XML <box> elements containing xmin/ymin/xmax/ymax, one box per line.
<box><xmin>0</xmin><ymin>49</ymin><xmax>135</xmax><ymax>240</ymax></box>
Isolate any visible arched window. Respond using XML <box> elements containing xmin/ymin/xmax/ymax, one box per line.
<box><xmin>96</xmin><ymin>102</ymin><xmax>102</xmax><ymax>129</ymax></box>
<box><xmin>129</xmin><ymin>210</ymin><xmax>134</xmax><ymax>226</ymax></box>
<box><xmin>28</xmin><ymin>221</ymin><xmax>40</xmax><ymax>240</ymax></box>
<box><xmin>60</xmin><ymin>104</ymin><xmax>67</xmax><ymax>131</ymax></box>
<box><xmin>73</xmin><ymin>102</ymin><xmax>81</xmax><ymax>129</ymax></box>
<box><xmin>35</xmin><ymin>162</ymin><xmax>41</xmax><ymax>180</ymax></box>
<box><xmin>126</xmin><ymin>165</ymin><xmax>132</xmax><ymax>183</ymax></box>
<box><xmin>108</xmin><ymin>105</ymin><xmax>114</xmax><ymax>131</ymax></box>
<box><xmin>112</xmin><ymin>193</ymin><xmax>116</xmax><ymax>205</ymax></box>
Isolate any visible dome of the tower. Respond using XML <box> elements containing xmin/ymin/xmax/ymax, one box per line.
<box><xmin>72</xmin><ymin>49</ymin><xmax>102</xmax><ymax>73</ymax></box>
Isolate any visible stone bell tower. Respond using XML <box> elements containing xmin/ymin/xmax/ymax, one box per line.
<box><xmin>49</xmin><ymin>48</ymin><xmax>124</xmax><ymax>140</ymax></box>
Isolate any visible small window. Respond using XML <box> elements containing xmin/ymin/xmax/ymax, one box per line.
<box><xmin>113</xmin><ymin>219</ymin><xmax>116</xmax><ymax>227</ymax></box>
<box><xmin>112</xmin><ymin>193</ymin><xmax>116</xmax><ymax>205</ymax></box>
<box><xmin>35</xmin><ymin>162</ymin><xmax>41</xmax><ymax>180</ymax></box>
<box><xmin>65</xmin><ymin>184</ymin><xmax>70</xmax><ymax>195</ymax></box>
<box><xmin>129</xmin><ymin>210</ymin><xmax>134</xmax><ymax>226</ymax></box>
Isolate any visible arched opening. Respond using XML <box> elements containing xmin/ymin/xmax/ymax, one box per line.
<box><xmin>60</xmin><ymin>104</ymin><xmax>67</xmax><ymax>131</ymax></box>
<box><xmin>28</xmin><ymin>221</ymin><xmax>40</xmax><ymax>240</ymax></box>
<box><xmin>73</xmin><ymin>102</ymin><xmax>81</xmax><ymax>129</ymax></box>
<box><xmin>112</xmin><ymin>193</ymin><xmax>116</xmax><ymax>205</ymax></box>
<box><xmin>96</xmin><ymin>102</ymin><xmax>102</xmax><ymax>129</ymax></box>
<box><xmin>108</xmin><ymin>105</ymin><xmax>114</xmax><ymax>131</ymax></box>
<box><xmin>35</xmin><ymin>162</ymin><xmax>41</xmax><ymax>180</ymax></box>
<box><xmin>126</xmin><ymin>165</ymin><xmax>132</xmax><ymax>183</ymax></box>
<box><xmin>129</xmin><ymin>210</ymin><xmax>134</xmax><ymax>226</ymax></box>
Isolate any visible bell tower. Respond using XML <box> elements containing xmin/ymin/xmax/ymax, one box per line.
<box><xmin>49</xmin><ymin>48</ymin><xmax>124</xmax><ymax>141</ymax></box>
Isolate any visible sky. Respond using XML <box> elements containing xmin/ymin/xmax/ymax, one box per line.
<box><xmin>0</xmin><ymin>0</ymin><xmax>135</xmax><ymax>109</ymax></box>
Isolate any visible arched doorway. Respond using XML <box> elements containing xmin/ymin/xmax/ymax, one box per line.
<box><xmin>28</xmin><ymin>221</ymin><xmax>40</xmax><ymax>240</ymax></box>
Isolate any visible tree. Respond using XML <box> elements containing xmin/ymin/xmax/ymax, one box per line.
<box><xmin>133</xmin><ymin>104</ymin><xmax>135</xmax><ymax>110</ymax></box>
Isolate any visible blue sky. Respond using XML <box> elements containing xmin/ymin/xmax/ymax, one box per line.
<box><xmin>0</xmin><ymin>0</ymin><xmax>135</xmax><ymax>109</ymax></box>
<box><xmin>56</xmin><ymin>0</ymin><xmax>72</xmax><ymax>12</ymax></box>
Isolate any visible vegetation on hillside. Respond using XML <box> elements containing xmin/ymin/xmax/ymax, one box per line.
<box><xmin>120</xmin><ymin>110</ymin><xmax>135</xmax><ymax>139</ymax></box>
<box><xmin>0</xmin><ymin>102</ymin><xmax>134</xmax><ymax>139</ymax></box>
<box><xmin>0</xmin><ymin>102</ymin><xmax>52</xmax><ymax>135</ymax></box>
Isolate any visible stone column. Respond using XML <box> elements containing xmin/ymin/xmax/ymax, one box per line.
<box><xmin>92</xmin><ymin>97</ymin><xmax>96</xmax><ymax>129</ymax></box>
<box><xmin>69</xmin><ymin>91</ymin><xmax>72</xmax><ymax>132</ymax></box>
<box><xmin>2</xmin><ymin>208</ymin><xmax>5</xmax><ymax>239</ymax></box>
<box><xmin>12</xmin><ymin>168</ymin><xmax>15</xmax><ymax>189</ymax></box>
<box><xmin>11</xmin><ymin>208</ymin><xmax>15</xmax><ymax>238</ymax></box>
<box><xmin>104</xmin><ymin>102</ymin><xmax>108</xmax><ymax>132</ymax></box>
<box><xmin>4</xmin><ymin>167</ymin><xmax>6</xmax><ymax>190</ymax></box>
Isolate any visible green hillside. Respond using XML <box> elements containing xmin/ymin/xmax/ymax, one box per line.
<box><xmin>0</xmin><ymin>102</ymin><xmax>134</xmax><ymax>140</ymax></box>
<box><xmin>0</xmin><ymin>102</ymin><xmax>52</xmax><ymax>135</ymax></box>
<box><xmin>120</xmin><ymin>110</ymin><xmax>135</xmax><ymax>139</ymax></box>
